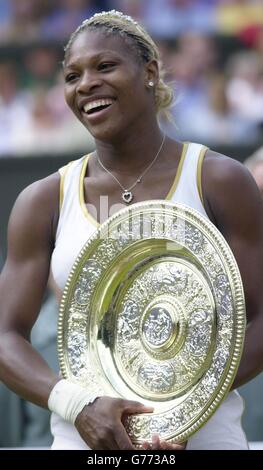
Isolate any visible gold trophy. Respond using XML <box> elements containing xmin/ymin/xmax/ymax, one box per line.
<box><xmin>58</xmin><ymin>201</ymin><xmax>246</xmax><ymax>445</ymax></box>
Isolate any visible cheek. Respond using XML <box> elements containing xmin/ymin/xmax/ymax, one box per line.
<box><xmin>121</xmin><ymin>78</ymin><xmax>148</xmax><ymax>107</ymax></box>
<box><xmin>64</xmin><ymin>87</ymin><xmax>71</xmax><ymax>107</ymax></box>
<box><xmin>118</xmin><ymin>66</ymin><xmax>146</xmax><ymax>96</ymax></box>
<box><xmin>64</xmin><ymin>87</ymin><xmax>79</xmax><ymax>115</ymax></box>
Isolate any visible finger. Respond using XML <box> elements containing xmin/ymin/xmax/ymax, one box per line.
<box><xmin>160</xmin><ymin>440</ymin><xmax>187</xmax><ymax>450</ymax></box>
<box><xmin>151</xmin><ymin>434</ymin><xmax>161</xmax><ymax>450</ymax></box>
<box><xmin>122</xmin><ymin>400</ymin><xmax>154</xmax><ymax>414</ymax></box>
<box><xmin>115</xmin><ymin>423</ymin><xmax>136</xmax><ymax>450</ymax></box>
<box><xmin>142</xmin><ymin>441</ymin><xmax>152</xmax><ymax>450</ymax></box>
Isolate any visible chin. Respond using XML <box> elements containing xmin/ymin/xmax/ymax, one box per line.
<box><xmin>86</xmin><ymin>122</ymin><xmax>127</xmax><ymax>143</ymax></box>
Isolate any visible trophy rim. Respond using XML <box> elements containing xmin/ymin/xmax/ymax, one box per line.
<box><xmin>58</xmin><ymin>200</ymin><xmax>246</xmax><ymax>443</ymax></box>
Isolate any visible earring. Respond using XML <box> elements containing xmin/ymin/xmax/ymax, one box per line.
<box><xmin>148</xmin><ymin>81</ymin><xmax>154</xmax><ymax>87</ymax></box>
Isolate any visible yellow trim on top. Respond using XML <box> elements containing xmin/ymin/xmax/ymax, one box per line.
<box><xmin>166</xmin><ymin>142</ymin><xmax>188</xmax><ymax>200</ymax></box>
<box><xmin>59</xmin><ymin>161</ymin><xmax>74</xmax><ymax>211</ymax></box>
<box><xmin>79</xmin><ymin>154</ymin><xmax>100</xmax><ymax>227</ymax></box>
<box><xmin>197</xmin><ymin>146</ymin><xmax>208</xmax><ymax>207</ymax></box>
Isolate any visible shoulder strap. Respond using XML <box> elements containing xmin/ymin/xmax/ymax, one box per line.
<box><xmin>59</xmin><ymin>161</ymin><xmax>74</xmax><ymax>211</ymax></box>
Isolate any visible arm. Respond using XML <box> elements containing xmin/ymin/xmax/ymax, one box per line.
<box><xmin>0</xmin><ymin>174</ymin><xmax>61</xmax><ymax>406</ymax></box>
<box><xmin>0</xmin><ymin>174</ymin><xmax>155</xmax><ymax>450</ymax></box>
<box><xmin>203</xmin><ymin>152</ymin><xmax>263</xmax><ymax>388</ymax></box>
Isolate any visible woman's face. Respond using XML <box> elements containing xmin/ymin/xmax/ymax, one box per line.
<box><xmin>64</xmin><ymin>29</ymin><xmax>155</xmax><ymax>141</ymax></box>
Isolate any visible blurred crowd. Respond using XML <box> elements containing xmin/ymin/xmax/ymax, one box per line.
<box><xmin>1</xmin><ymin>1</ymin><xmax>263</xmax><ymax>447</ymax></box>
<box><xmin>1</xmin><ymin>0</ymin><xmax>263</xmax><ymax>157</ymax></box>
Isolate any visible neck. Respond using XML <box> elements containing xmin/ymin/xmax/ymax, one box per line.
<box><xmin>94</xmin><ymin>121</ymin><xmax>165</xmax><ymax>174</ymax></box>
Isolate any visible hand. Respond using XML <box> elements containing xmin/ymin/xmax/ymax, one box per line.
<box><xmin>75</xmin><ymin>396</ymin><xmax>153</xmax><ymax>450</ymax></box>
<box><xmin>142</xmin><ymin>434</ymin><xmax>187</xmax><ymax>450</ymax></box>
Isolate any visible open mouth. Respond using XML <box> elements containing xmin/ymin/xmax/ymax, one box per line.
<box><xmin>86</xmin><ymin>104</ymin><xmax>111</xmax><ymax>115</ymax></box>
<box><xmin>83</xmin><ymin>99</ymin><xmax>114</xmax><ymax>115</ymax></box>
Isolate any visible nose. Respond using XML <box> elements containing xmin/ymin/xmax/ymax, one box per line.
<box><xmin>76</xmin><ymin>70</ymin><xmax>103</xmax><ymax>94</ymax></box>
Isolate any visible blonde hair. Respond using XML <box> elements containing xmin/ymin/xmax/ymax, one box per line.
<box><xmin>64</xmin><ymin>10</ymin><xmax>174</xmax><ymax>118</ymax></box>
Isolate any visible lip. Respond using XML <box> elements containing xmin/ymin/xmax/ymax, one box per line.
<box><xmin>78</xmin><ymin>95</ymin><xmax>116</xmax><ymax>111</ymax></box>
<box><xmin>80</xmin><ymin>100</ymin><xmax>115</xmax><ymax>123</ymax></box>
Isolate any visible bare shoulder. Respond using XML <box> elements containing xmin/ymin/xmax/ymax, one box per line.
<box><xmin>202</xmin><ymin>149</ymin><xmax>262</xmax><ymax>229</ymax></box>
<box><xmin>8</xmin><ymin>172</ymin><xmax>60</xmax><ymax>253</ymax></box>
<box><xmin>203</xmin><ymin>149</ymin><xmax>254</xmax><ymax>193</ymax></box>
<box><xmin>13</xmin><ymin>171</ymin><xmax>60</xmax><ymax>213</ymax></box>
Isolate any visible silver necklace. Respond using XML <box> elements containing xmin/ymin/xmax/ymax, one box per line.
<box><xmin>96</xmin><ymin>135</ymin><xmax>166</xmax><ymax>204</ymax></box>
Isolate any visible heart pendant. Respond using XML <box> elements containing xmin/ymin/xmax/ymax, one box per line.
<box><xmin>122</xmin><ymin>191</ymin><xmax>133</xmax><ymax>204</ymax></box>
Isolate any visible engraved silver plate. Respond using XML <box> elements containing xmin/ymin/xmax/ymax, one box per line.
<box><xmin>58</xmin><ymin>201</ymin><xmax>246</xmax><ymax>445</ymax></box>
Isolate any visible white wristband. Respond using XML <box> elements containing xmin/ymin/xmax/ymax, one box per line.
<box><xmin>48</xmin><ymin>379</ymin><xmax>99</xmax><ymax>424</ymax></box>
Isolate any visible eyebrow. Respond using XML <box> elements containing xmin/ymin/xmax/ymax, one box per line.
<box><xmin>64</xmin><ymin>51</ymin><xmax>122</xmax><ymax>69</ymax></box>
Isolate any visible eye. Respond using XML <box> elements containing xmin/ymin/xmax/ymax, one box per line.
<box><xmin>98</xmin><ymin>62</ymin><xmax>116</xmax><ymax>71</ymax></box>
<box><xmin>64</xmin><ymin>72</ymin><xmax>79</xmax><ymax>83</ymax></box>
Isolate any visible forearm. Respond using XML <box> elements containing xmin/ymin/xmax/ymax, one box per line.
<box><xmin>0</xmin><ymin>330</ymin><xmax>60</xmax><ymax>408</ymax></box>
<box><xmin>232</xmin><ymin>316</ymin><xmax>263</xmax><ymax>389</ymax></box>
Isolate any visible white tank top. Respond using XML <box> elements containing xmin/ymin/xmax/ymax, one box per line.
<box><xmin>50</xmin><ymin>142</ymin><xmax>248</xmax><ymax>450</ymax></box>
<box><xmin>51</xmin><ymin>142</ymin><xmax>208</xmax><ymax>291</ymax></box>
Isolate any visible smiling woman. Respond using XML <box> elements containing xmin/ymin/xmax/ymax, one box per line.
<box><xmin>62</xmin><ymin>14</ymin><xmax>172</xmax><ymax>146</ymax></box>
<box><xmin>1</xmin><ymin>10</ymin><xmax>263</xmax><ymax>451</ymax></box>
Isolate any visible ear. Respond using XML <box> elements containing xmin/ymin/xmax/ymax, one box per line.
<box><xmin>144</xmin><ymin>59</ymin><xmax>159</xmax><ymax>88</ymax></box>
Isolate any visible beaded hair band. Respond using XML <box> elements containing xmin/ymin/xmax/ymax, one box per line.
<box><xmin>83</xmin><ymin>9</ymin><xmax>139</xmax><ymax>28</ymax></box>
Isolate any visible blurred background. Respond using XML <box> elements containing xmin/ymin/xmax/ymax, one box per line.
<box><xmin>0</xmin><ymin>0</ymin><xmax>263</xmax><ymax>449</ymax></box>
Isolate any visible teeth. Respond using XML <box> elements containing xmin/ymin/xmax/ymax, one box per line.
<box><xmin>83</xmin><ymin>99</ymin><xmax>113</xmax><ymax>113</ymax></box>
